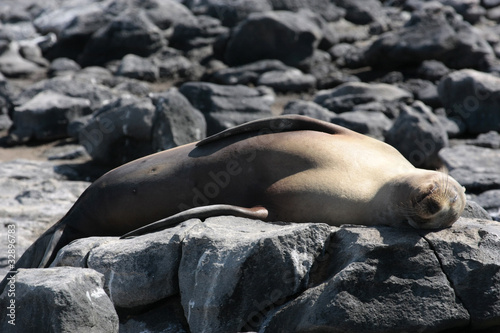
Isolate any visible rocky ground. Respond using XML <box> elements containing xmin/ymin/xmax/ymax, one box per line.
<box><xmin>1</xmin><ymin>0</ymin><xmax>500</xmax><ymax>332</ymax></box>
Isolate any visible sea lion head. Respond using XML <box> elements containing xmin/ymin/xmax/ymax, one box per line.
<box><xmin>402</xmin><ymin>170</ymin><xmax>466</xmax><ymax>229</ymax></box>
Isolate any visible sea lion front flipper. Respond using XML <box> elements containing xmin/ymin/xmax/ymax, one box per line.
<box><xmin>196</xmin><ymin>115</ymin><xmax>350</xmax><ymax>147</ymax></box>
<box><xmin>120</xmin><ymin>204</ymin><xmax>269</xmax><ymax>238</ymax></box>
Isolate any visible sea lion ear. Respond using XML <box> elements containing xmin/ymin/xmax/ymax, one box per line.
<box><xmin>120</xmin><ymin>205</ymin><xmax>269</xmax><ymax>238</ymax></box>
<box><xmin>196</xmin><ymin>115</ymin><xmax>350</xmax><ymax>147</ymax></box>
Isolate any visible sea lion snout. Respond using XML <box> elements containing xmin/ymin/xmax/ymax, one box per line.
<box><xmin>405</xmin><ymin>174</ymin><xmax>466</xmax><ymax>229</ymax></box>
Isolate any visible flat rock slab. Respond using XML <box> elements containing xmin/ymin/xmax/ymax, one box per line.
<box><xmin>439</xmin><ymin>145</ymin><xmax>500</xmax><ymax>192</ymax></box>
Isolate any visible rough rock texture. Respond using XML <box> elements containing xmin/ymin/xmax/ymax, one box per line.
<box><xmin>438</xmin><ymin>69</ymin><xmax>500</xmax><ymax>134</ymax></box>
<box><xmin>8</xmin><ymin>216</ymin><xmax>500</xmax><ymax>333</ymax></box>
<box><xmin>223</xmin><ymin>10</ymin><xmax>323</xmax><ymax>67</ymax></box>
<box><xmin>0</xmin><ymin>267</ymin><xmax>118</xmax><ymax>332</ymax></box>
<box><xmin>0</xmin><ymin>160</ymin><xmax>90</xmax><ymax>278</ymax></box>
<box><xmin>364</xmin><ymin>4</ymin><xmax>494</xmax><ymax>70</ymax></box>
<box><xmin>385</xmin><ymin>101</ymin><xmax>448</xmax><ymax>168</ymax></box>
<box><xmin>439</xmin><ymin>145</ymin><xmax>500</xmax><ymax>192</ymax></box>
<box><xmin>179</xmin><ymin>81</ymin><xmax>274</xmax><ymax>135</ymax></box>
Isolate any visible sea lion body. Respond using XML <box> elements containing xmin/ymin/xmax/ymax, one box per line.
<box><xmin>7</xmin><ymin>115</ymin><xmax>466</xmax><ymax>272</ymax></box>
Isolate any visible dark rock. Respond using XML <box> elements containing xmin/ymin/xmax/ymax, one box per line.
<box><xmin>257</xmin><ymin>69</ymin><xmax>316</xmax><ymax>93</ymax></box>
<box><xmin>184</xmin><ymin>0</ymin><xmax>272</xmax><ymax>27</ymax></box>
<box><xmin>115</xmin><ymin>54</ymin><xmax>159</xmax><ymax>82</ymax></box>
<box><xmin>332</xmin><ymin>110</ymin><xmax>392</xmax><ymax>141</ymax></box>
<box><xmin>436</xmin><ymin>114</ymin><xmax>466</xmax><ymax>138</ymax></box>
<box><xmin>424</xmin><ymin>218</ymin><xmax>500</xmax><ymax>330</ymax></box>
<box><xmin>137</xmin><ymin>0</ymin><xmax>197</xmax><ymax>30</ymax></box>
<box><xmin>150</xmin><ymin>88</ymin><xmax>206</xmax><ymax>152</ymax></box>
<box><xmin>8</xmin><ymin>91</ymin><xmax>91</xmax><ymax>143</ymax></box>
<box><xmin>79</xmin><ymin>96</ymin><xmax>156</xmax><ymax>165</ymax></box>
<box><xmin>416</xmin><ymin>60</ymin><xmax>451</xmax><ymax>82</ymax></box>
<box><xmin>268</xmin><ymin>0</ymin><xmax>346</xmax><ymax>22</ymax></box>
<box><xmin>223</xmin><ymin>10</ymin><xmax>323</xmax><ymax>67</ymax></box>
<box><xmin>79</xmin><ymin>10</ymin><xmax>165</xmax><ymax>67</ymax></box>
<box><xmin>261</xmin><ymin>224</ymin><xmax>471</xmax><ymax>333</ymax></box>
<box><xmin>178</xmin><ymin>217</ymin><xmax>332</xmax><ymax>332</ymax></box>
<box><xmin>385</xmin><ymin>101</ymin><xmax>448</xmax><ymax>168</ymax></box>
<box><xmin>156</xmin><ymin>53</ymin><xmax>202</xmax><ymax>81</ymax></box>
<box><xmin>282</xmin><ymin>100</ymin><xmax>336</xmax><ymax>122</ymax></box>
<box><xmin>179</xmin><ymin>82</ymin><xmax>274</xmax><ymax>135</ymax></box>
<box><xmin>335</xmin><ymin>0</ymin><xmax>386</xmax><ymax>25</ymax></box>
<box><xmin>439</xmin><ymin>145</ymin><xmax>500</xmax><ymax>192</ymax></box>
<box><xmin>298</xmin><ymin>50</ymin><xmax>360</xmax><ymax>90</ymax></box>
<box><xmin>364</xmin><ymin>4</ymin><xmax>494</xmax><ymax>70</ymax></box>
<box><xmin>0</xmin><ymin>267</ymin><xmax>118</xmax><ymax>332</ymax></box>
<box><xmin>474</xmin><ymin>189</ymin><xmax>500</xmax><ymax>221</ymax></box>
<box><xmin>438</xmin><ymin>69</ymin><xmax>500</xmax><ymax>134</ymax></box>
<box><xmin>48</xmin><ymin>57</ymin><xmax>81</xmax><ymax>77</ymax></box>
<box><xmin>313</xmin><ymin>82</ymin><xmax>412</xmax><ymax>113</ymax></box>
<box><xmin>211</xmin><ymin>59</ymin><xmax>290</xmax><ymax>85</ymax></box>
<box><xmin>170</xmin><ymin>15</ymin><xmax>229</xmax><ymax>51</ymax></box>
<box><xmin>398</xmin><ymin>79</ymin><xmax>441</xmax><ymax>108</ymax></box>
<box><xmin>15</xmin><ymin>76</ymin><xmax>116</xmax><ymax>110</ymax></box>
<box><xmin>120</xmin><ymin>296</ymin><xmax>189</xmax><ymax>333</ymax></box>
<box><xmin>461</xmin><ymin>200</ymin><xmax>493</xmax><ymax>220</ymax></box>
<box><xmin>483</xmin><ymin>0</ymin><xmax>500</xmax><ymax>8</ymax></box>
<box><xmin>466</xmin><ymin>131</ymin><xmax>500</xmax><ymax>149</ymax></box>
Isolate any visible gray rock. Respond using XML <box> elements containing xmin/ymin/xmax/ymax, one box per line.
<box><xmin>332</xmin><ymin>110</ymin><xmax>392</xmax><ymax>141</ymax></box>
<box><xmin>398</xmin><ymin>79</ymin><xmax>440</xmax><ymax>108</ymax></box>
<box><xmin>138</xmin><ymin>0</ymin><xmax>197</xmax><ymax>30</ymax></box>
<box><xmin>364</xmin><ymin>4</ymin><xmax>494</xmax><ymax>70</ymax></box>
<box><xmin>0</xmin><ymin>267</ymin><xmax>118</xmax><ymax>332</ymax></box>
<box><xmin>438</xmin><ymin>69</ymin><xmax>500</xmax><ymax>134</ymax></box>
<box><xmin>268</xmin><ymin>0</ymin><xmax>346</xmax><ymax>22</ymax></box>
<box><xmin>179</xmin><ymin>82</ymin><xmax>274</xmax><ymax>135</ymax></box>
<box><xmin>48</xmin><ymin>57</ymin><xmax>81</xmax><ymax>77</ymax></box>
<box><xmin>184</xmin><ymin>0</ymin><xmax>272</xmax><ymax>27</ymax></box>
<box><xmin>79</xmin><ymin>10</ymin><xmax>165</xmax><ymax>66</ymax></box>
<box><xmin>261</xmin><ymin>225</ymin><xmax>470</xmax><ymax>333</ymax></box>
<box><xmin>223</xmin><ymin>10</ymin><xmax>323</xmax><ymax>67</ymax></box>
<box><xmin>461</xmin><ymin>200</ymin><xmax>493</xmax><ymax>220</ymax></box>
<box><xmin>466</xmin><ymin>131</ymin><xmax>500</xmax><ymax>149</ymax></box>
<box><xmin>211</xmin><ymin>59</ymin><xmax>290</xmax><ymax>85</ymax></box>
<box><xmin>257</xmin><ymin>68</ymin><xmax>316</xmax><ymax>93</ymax></box>
<box><xmin>120</xmin><ymin>296</ymin><xmax>189</xmax><ymax>333</ymax></box>
<box><xmin>8</xmin><ymin>91</ymin><xmax>91</xmax><ymax>143</ymax></box>
<box><xmin>79</xmin><ymin>96</ymin><xmax>156</xmax><ymax>165</ymax></box>
<box><xmin>115</xmin><ymin>54</ymin><xmax>159</xmax><ymax>82</ymax></box>
<box><xmin>0</xmin><ymin>42</ymin><xmax>45</xmax><ymax>78</ymax></box>
<box><xmin>424</xmin><ymin>218</ymin><xmax>500</xmax><ymax>330</ymax></box>
<box><xmin>170</xmin><ymin>15</ymin><xmax>229</xmax><ymax>51</ymax></box>
<box><xmin>313</xmin><ymin>82</ymin><xmax>412</xmax><ymax>113</ymax></box>
<box><xmin>156</xmin><ymin>54</ymin><xmax>202</xmax><ymax>81</ymax></box>
<box><xmin>87</xmin><ymin>220</ymin><xmax>200</xmax><ymax>308</ymax></box>
<box><xmin>0</xmin><ymin>159</ymin><xmax>90</xmax><ymax>277</ymax></box>
<box><xmin>335</xmin><ymin>0</ymin><xmax>386</xmax><ymax>25</ymax></box>
<box><xmin>417</xmin><ymin>60</ymin><xmax>451</xmax><ymax>82</ymax></box>
<box><xmin>282</xmin><ymin>100</ymin><xmax>336</xmax><ymax>122</ymax></box>
<box><xmin>474</xmin><ymin>190</ymin><xmax>500</xmax><ymax>221</ymax></box>
<box><xmin>150</xmin><ymin>88</ymin><xmax>206</xmax><ymax>152</ymax></box>
<box><xmin>14</xmin><ymin>75</ymin><xmax>116</xmax><ymax>110</ymax></box>
<box><xmin>179</xmin><ymin>217</ymin><xmax>332</xmax><ymax>332</ymax></box>
<box><xmin>436</xmin><ymin>113</ymin><xmax>466</xmax><ymax>138</ymax></box>
<box><xmin>328</xmin><ymin>19</ymin><xmax>370</xmax><ymax>44</ymax></box>
<box><xmin>51</xmin><ymin>237</ymin><xmax>118</xmax><ymax>268</ymax></box>
<box><xmin>439</xmin><ymin>145</ymin><xmax>500</xmax><ymax>192</ymax></box>
<box><xmin>385</xmin><ymin>101</ymin><xmax>448</xmax><ymax>168</ymax></box>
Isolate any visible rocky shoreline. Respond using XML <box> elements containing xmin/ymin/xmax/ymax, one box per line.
<box><xmin>1</xmin><ymin>0</ymin><xmax>500</xmax><ymax>332</ymax></box>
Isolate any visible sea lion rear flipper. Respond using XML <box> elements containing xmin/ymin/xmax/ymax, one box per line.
<box><xmin>196</xmin><ymin>115</ymin><xmax>350</xmax><ymax>146</ymax></box>
<box><xmin>121</xmin><ymin>204</ymin><xmax>269</xmax><ymax>238</ymax></box>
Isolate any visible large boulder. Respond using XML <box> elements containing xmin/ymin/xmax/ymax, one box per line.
<box><xmin>223</xmin><ymin>10</ymin><xmax>323</xmax><ymax>67</ymax></box>
<box><xmin>8</xmin><ymin>91</ymin><xmax>91</xmax><ymax>143</ymax></box>
<box><xmin>0</xmin><ymin>267</ymin><xmax>118</xmax><ymax>332</ymax></box>
<box><xmin>364</xmin><ymin>4</ymin><xmax>494</xmax><ymax>70</ymax></box>
<box><xmin>438</xmin><ymin>69</ymin><xmax>500</xmax><ymax>134</ymax></box>
<box><xmin>179</xmin><ymin>82</ymin><xmax>274</xmax><ymax>135</ymax></box>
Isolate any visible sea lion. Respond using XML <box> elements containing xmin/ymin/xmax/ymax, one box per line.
<box><xmin>5</xmin><ymin>115</ymin><xmax>466</xmax><ymax>274</ymax></box>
